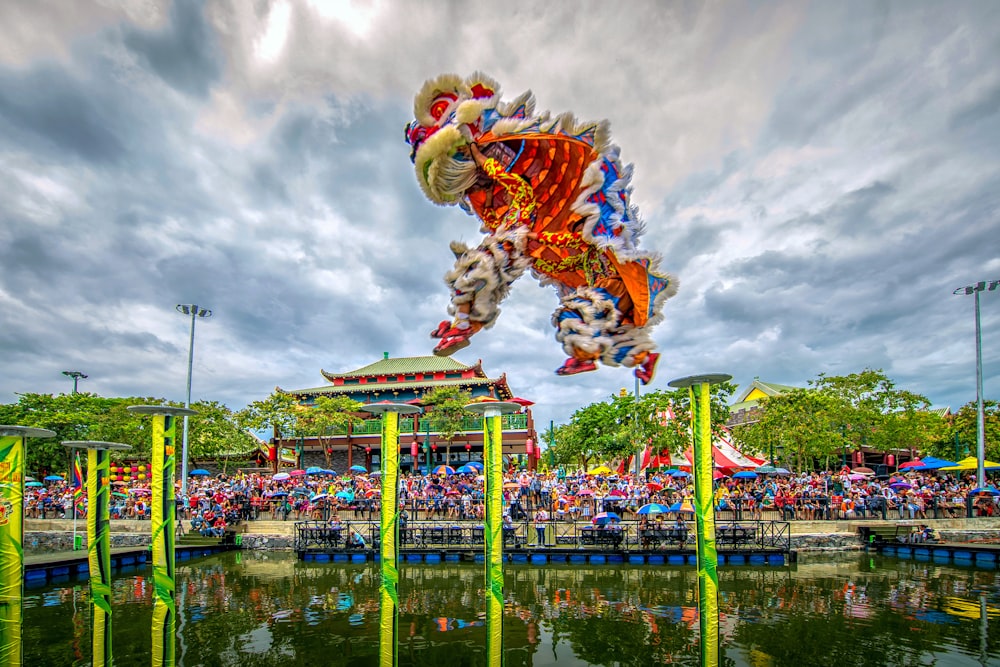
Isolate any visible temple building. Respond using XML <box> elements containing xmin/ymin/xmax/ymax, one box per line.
<box><xmin>271</xmin><ymin>353</ymin><xmax>539</xmax><ymax>472</ymax></box>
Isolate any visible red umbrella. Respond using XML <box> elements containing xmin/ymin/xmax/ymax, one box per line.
<box><xmin>898</xmin><ymin>459</ymin><xmax>925</xmax><ymax>469</ymax></box>
<box><xmin>289</xmin><ymin>470</ymin><xmax>306</xmax><ymax>477</ymax></box>
<box><xmin>647</xmin><ymin>482</ymin><xmax>664</xmax><ymax>492</ymax></box>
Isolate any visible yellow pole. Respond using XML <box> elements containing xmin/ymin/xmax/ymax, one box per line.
<box><xmin>366</xmin><ymin>403</ymin><xmax>421</xmax><ymax>667</ymax></box>
<box><xmin>63</xmin><ymin>441</ymin><xmax>132</xmax><ymax>667</ymax></box>
<box><xmin>668</xmin><ymin>374</ymin><xmax>730</xmax><ymax>667</ymax></box>
<box><xmin>466</xmin><ymin>401</ymin><xmax>520</xmax><ymax>667</ymax></box>
<box><xmin>126</xmin><ymin>406</ymin><xmax>195</xmax><ymax>667</ymax></box>
<box><xmin>0</xmin><ymin>426</ymin><xmax>55</xmax><ymax>667</ymax></box>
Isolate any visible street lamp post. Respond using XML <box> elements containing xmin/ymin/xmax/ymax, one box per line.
<box><xmin>62</xmin><ymin>371</ymin><xmax>88</xmax><ymax>394</ymax></box>
<box><xmin>954</xmin><ymin>280</ymin><xmax>999</xmax><ymax>489</ymax></box>
<box><xmin>176</xmin><ymin>304</ymin><xmax>212</xmax><ymax>496</ymax></box>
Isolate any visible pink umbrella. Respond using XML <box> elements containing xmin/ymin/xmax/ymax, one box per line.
<box><xmin>898</xmin><ymin>459</ymin><xmax>925</xmax><ymax>469</ymax></box>
<box><xmin>576</xmin><ymin>489</ymin><xmax>594</xmax><ymax>496</ymax></box>
<box><xmin>289</xmin><ymin>470</ymin><xmax>306</xmax><ymax>477</ymax></box>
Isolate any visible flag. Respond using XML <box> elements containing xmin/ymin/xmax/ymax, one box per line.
<box><xmin>72</xmin><ymin>452</ymin><xmax>84</xmax><ymax>500</ymax></box>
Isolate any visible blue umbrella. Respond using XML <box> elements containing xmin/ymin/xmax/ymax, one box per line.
<box><xmin>267</xmin><ymin>491</ymin><xmax>288</xmax><ymax>498</ymax></box>
<box><xmin>25</xmin><ymin>481</ymin><xmax>43</xmax><ymax>487</ymax></box>
<box><xmin>189</xmin><ymin>469</ymin><xmax>210</xmax><ymax>476</ymax></box>
<box><xmin>733</xmin><ymin>471</ymin><xmax>758</xmax><ymax>479</ymax></box>
<box><xmin>670</xmin><ymin>470</ymin><xmax>691</xmax><ymax>478</ymax></box>
<box><xmin>637</xmin><ymin>503</ymin><xmax>670</xmax><ymax>515</ymax></box>
<box><xmin>456</xmin><ymin>464</ymin><xmax>477</xmax><ymax>474</ymax></box>
<box><xmin>919</xmin><ymin>456</ymin><xmax>958</xmax><ymax>470</ymax></box>
<box><xmin>971</xmin><ymin>486</ymin><xmax>1000</xmax><ymax>496</ymax></box>
<box><xmin>321</xmin><ymin>469</ymin><xmax>336</xmax><ymax>475</ymax></box>
<box><xmin>306</xmin><ymin>466</ymin><xmax>323</xmax><ymax>475</ymax></box>
<box><xmin>349</xmin><ymin>465</ymin><xmax>368</xmax><ymax>473</ymax></box>
<box><xmin>44</xmin><ymin>475</ymin><xmax>64</xmax><ymax>481</ymax></box>
<box><xmin>310</xmin><ymin>493</ymin><xmax>329</xmax><ymax>501</ymax></box>
<box><xmin>592</xmin><ymin>511</ymin><xmax>621</xmax><ymax>525</ymax></box>
<box><xmin>335</xmin><ymin>490</ymin><xmax>355</xmax><ymax>501</ymax></box>
<box><xmin>465</xmin><ymin>461</ymin><xmax>484</xmax><ymax>470</ymax></box>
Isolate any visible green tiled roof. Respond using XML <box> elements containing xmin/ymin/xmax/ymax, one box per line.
<box><xmin>322</xmin><ymin>355</ymin><xmax>475</xmax><ymax>379</ymax></box>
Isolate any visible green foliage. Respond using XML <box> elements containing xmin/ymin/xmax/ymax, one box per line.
<box><xmin>932</xmin><ymin>400</ymin><xmax>1000</xmax><ymax>461</ymax></box>
<box><xmin>731</xmin><ymin>368</ymin><xmax>945</xmax><ymax>470</ymax></box>
<box><xmin>420</xmin><ymin>386</ymin><xmax>473</xmax><ymax>445</ymax></box>
<box><xmin>296</xmin><ymin>395</ymin><xmax>363</xmax><ymax>466</ymax></box>
<box><xmin>549</xmin><ymin>382</ymin><xmax>735</xmax><ymax>468</ymax></box>
<box><xmin>0</xmin><ymin>392</ymin><xmax>253</xmax><ymax>475</ymax></box>
<box><xmin>235</xmin><ymin>391</ymin><xmax>300</xmax><ymax>438</ymax></box>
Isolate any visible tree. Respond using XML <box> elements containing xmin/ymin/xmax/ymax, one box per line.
<box><xmin>235</xmin><ymin>391</ymin><xmax>300</xmax><ymax>440</ymax></box>
<box><xmin>186</xmin><ymin>400</ymin><xmax>259</xmax><ymax>473</ymax></box>
<box><xmin>296</xmin><ymin>395</ymin><xmax>363</xmax><ymax>467</ymax></box>
<box><xmin>945</xmin><ymin>400</ymin><xmax>1000</xmax><ymax>461</ymax></box>
<box><xmin>421</xmin><ymin>386</ymin><xmax>473</xmax><ymax>462</ymax></box>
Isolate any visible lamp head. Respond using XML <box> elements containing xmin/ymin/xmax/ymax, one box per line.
<box><xmin>176</xmin><ymin>304</ymin><xmax>213</xmax><ymax>318</ymax></box>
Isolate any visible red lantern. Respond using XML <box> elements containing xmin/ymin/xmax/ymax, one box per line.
<box><xmin>854</xmin><ymin>451</ymin><xmax>864</xmax><ymax>466</ymax></box>
<box><xmin>411</xmin><ymin>442</ymin><xmax>419</xmax><ymax>457</ymax></box>
<box><xmin>268</xmin><ymin>446</ymin><xmax>276</xmax><ymax>462</ymax></box>
<box><xmin>326</xmin><ymin>448</ymin><xmax>332</xmax><ymax>455</ymax></box>
<box><xmin>525</xmin><ymin>438</ymin><xmax>534</xmax><ymax>456</ymax></box>
<box><xmin>886</xmin><ymin>454</ymin><xmax>895</xmax><ymax>466</ymax></box>
<box><xmin>431</xmin><ymin>444</ymin><xmax>437</xmax><ymax>452</ymax></box>
<box><xmin>365</xmin><ymin>446</ymin><xmax>371</xmax><ymax>454</ymax></box>
<box><xmin>465</xmin><ymin>443</ymin><xmax>471</xmax><ymax>452</ymax></box>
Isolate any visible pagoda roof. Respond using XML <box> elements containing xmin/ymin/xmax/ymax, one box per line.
<box><xmin>320</xmin><ymin>355</ymin><xmax>481</xmax><ymax>381</ymax></box>
<box><xmin>277</xmin><ymin>354</ymin><xmax>515</xmax><ymax>401</ymax></box>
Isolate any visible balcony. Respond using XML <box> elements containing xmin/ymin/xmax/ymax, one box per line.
<box><xmin>324</xmin><ymin>413</ymin><xmax>529</xmax><ymax>436</ymax></box>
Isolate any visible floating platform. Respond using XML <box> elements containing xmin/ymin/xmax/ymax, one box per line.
<box><xmin>23</xmin><ymin>543</ymin><xmax>238</xmax><ymax>586</ymax></box>
<box><xmin>874</xmin><ymin>540</ymin><xmax>1000</xmax><ymax>568</ymax></box>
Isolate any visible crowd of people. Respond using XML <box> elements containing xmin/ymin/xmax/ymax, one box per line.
<box><xmin>25</xmin><ymin>462</ymin><xmax>1000</xmax><ymax>534</ymax></box>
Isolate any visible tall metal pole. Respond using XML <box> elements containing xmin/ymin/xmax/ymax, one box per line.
<box><xmin>954</xmin><ymin>281</ymin><xmax>997</xmax><ymax>490</ymax></box>
<box><xmin>176</xmin><ymin>305</ymin><xmax>211</xmax><ymax>496</ymax></box>
<box><xmin>975</xmin><ymin>288</ymin><xmax>986</xmax><ymax>489</ymax></box>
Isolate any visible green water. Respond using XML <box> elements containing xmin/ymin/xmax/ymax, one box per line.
<box><xmin>23</xmin><ymin>551</ymin><xmax>1000</xmax><ymax>666</ymax></box>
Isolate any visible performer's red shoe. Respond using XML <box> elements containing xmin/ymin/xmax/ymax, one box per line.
<box><xmin>433</xmin><ymin>329</ymin><xmax>472</xmax><ymax>356</ymax></box>
<box><xmin>555</xmin><ymin>357</ymin><xmax>597</xmax><ymax>376</ymax></box>
<box><xmin>430</xmin><ymin>320</ymin><xmax>451</xmax><ymax>339</ymax></box>
<box><xmin>634</xmin><ymin>352</ymin><xmax>660</xmax><ymax>385</ymax></box>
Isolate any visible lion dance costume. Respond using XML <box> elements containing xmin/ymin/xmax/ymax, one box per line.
<box><xmin>405</xmin><ymin>73</ymin><xmax>677</xmax><ymax>383</ymax></box>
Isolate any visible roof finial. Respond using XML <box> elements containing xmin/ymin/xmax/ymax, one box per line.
<box><xmin>384</xmin><ymin>352</ymin><xmax>389</xmax><ymax>359</ymax></box>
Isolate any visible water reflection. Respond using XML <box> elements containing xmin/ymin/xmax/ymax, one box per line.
<box><xmin>23</xmin><ymin>553</ymin><xmax>1000</xmax><ymax>666</ymax></box>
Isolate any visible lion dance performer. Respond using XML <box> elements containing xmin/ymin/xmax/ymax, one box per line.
<box><xmin>405</xmin><ymin>73</ymin><xmax>677</xmax><ymax>383</ymax></box>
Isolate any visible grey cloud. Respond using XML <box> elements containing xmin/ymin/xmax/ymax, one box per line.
<box><xmin>122</xmin><ymin>0</ymin><xmax>221</xmax><ymax>98</ymax></box>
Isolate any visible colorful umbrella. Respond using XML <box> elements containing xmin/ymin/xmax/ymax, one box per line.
<box><xmin>668</xmin><ymin>500</ymin><xmax>695</xmax><ymax>513</ymax></box>
<box><xmin>289</xmin><ymin>469</ymin><xmax>307</xmax><ymax>477</ymax></box>
<box><xmin>433</xmin><ymin>465</ymin><xmax>456</xmax><ymax>476</ymax></box>
<box><xmin>647</xmin><ymin>482</ymin><xmax>664</xmax><ymax>492</ymax></box>
<box><xmin>637</xmin><ymin>503</ymin><xmax>670</xmax><ymax>515</ymax></box>
<box><xmin>273</xmin><ymin>472</ymin><xmax>290</xmax><ymax>481</ymax></box>
<box><xmin>898</xmin><ymin>459</ymin><xmax>925</xmax><ymax>470</ymax></box>
<box><xmin>592</xmin><ymin>512</ymin><xmax>621</xmax><ymax>525</ymax></box>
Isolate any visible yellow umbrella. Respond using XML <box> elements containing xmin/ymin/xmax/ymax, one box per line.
<box><xmin>587</xmin><ymin>465</ymin><xmax>614</xmax><ymax>476</ymax></box>
<box><xmin>939</xmin><ymin>456</ymin><xmax>1000</xmax><ymax>471</ymax></box>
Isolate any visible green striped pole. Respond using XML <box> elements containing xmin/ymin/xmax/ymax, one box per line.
<box><xmin>63</xmin><ymin>441</ymin><xmax>132</xmax><ymax>667</ymax></box>
<box><xmin>465</xmin><ymin>401</ymin><xmax>521</xmax><ymax>667</ymax></box>
<box><xmin>127</xmin><ymin>406</ymin><xmax>196</xmax><ymax>667</ymax></box>
<box><xmin>366</xmin><ymin>402</ymin><xmax>421</xmax><ymax>667</ymax></box>
<box><xmin>668</xmin><ymin>374</ymin><xmax>731</xmax><ymax>667</ymax></box>
<box><xmin>0</xmin><ymin>426</ymin><xmax>55</xmax><ymax>667</ymax></box>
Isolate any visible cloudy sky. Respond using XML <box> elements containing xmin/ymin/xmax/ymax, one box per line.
<box><xmin>2</xmin><ymin>0</ymin><xmax>998</xmax><ymax>432</ymax></box>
